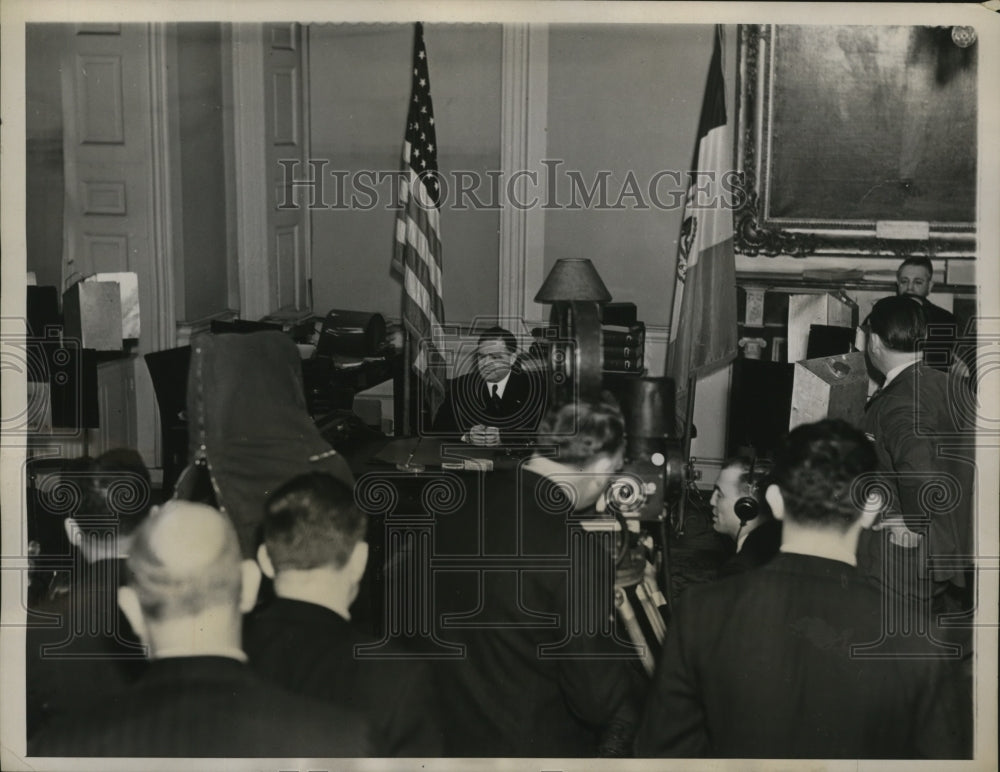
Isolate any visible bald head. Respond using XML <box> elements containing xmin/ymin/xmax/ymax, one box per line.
<box><xmin>126</xmin><ymin>500</ymin><xmax>243</xmax><ymax>621</ymax></box>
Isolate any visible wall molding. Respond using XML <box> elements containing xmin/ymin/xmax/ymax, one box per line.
<box><xmin>499</xmin><ymin>24</ymin><xmax>549</xmax><ymax>326</ymax></box>
<box><xmin>148</xmin><ymin>23</ymin><xmax>176</xmax><ymax>352</ymax></box>
<box><xmin>220</xmin><ymin>25</ymin><xmax>242</xmax><ymax>312</ymax></box>
<box><xmin>642</xmin><ymin>324</ymin><xmax>669</xmax><ymax>378</ymax></box>
<box><xmin>300</xmin><ymin>24</ymin><xmax>314</xmax><ymax>311</ymax></box>
<box><xmin>231</xmin><ymin>24</ymin><xmax>272</xmax><ymax>321</ymax></box>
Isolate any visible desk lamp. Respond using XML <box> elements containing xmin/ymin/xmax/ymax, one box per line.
<box><xmin>534</xmin><ymin>258</ymin><xmax>611</xmax><ymax>403</ymax></box>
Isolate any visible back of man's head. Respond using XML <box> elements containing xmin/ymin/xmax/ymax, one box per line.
<box><xmin>263</xmin><ymin>472</ymin><xmax>366</xmax><ymax>572</ymax></box>
<box><xmin>75</xmin><ymin>448</ymin><xmax>153</xmax><ymax>537</ymax></box>
<box><xmin>126</xmin><ymin>500</ymin><xmax>243</xmax><ymax>622</ymax></box>
<box><xmin>771</xmin><ymin>419</ymin><xmax>876</xmax><ymax>531</ymax></box>
<box><xmin>867</xmin><ymin>295</ymin><xmax>927</xmax><ymax>354</ymax></box>
<box><xmin>536</xmin><ymin>394</ymin><xmax>626</xmax><ymax>466</ymax></box>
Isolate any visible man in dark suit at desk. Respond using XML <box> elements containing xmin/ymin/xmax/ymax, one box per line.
<box><xmin>635</xmin><ymin>419</ymin><xmax>966</xmax><ymax>759</ymax></box>
<box><xmin>28</xmin><ymin>500</ymin><xmax>370</xmax><ymax>758</ymax></box>
<box><xmin>431</xmin><ymin>326</ymin><xmax>546</xmax><ymax>445</ymax></box>
<box><xmin>244</xmin><ymin>472</ymin><xmax>442</xmax><ymax>757</ymax></box>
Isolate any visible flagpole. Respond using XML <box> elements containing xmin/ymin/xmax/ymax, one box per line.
<box><xmin>402</xmin><ymin>327</ymin><xmax>412</xmax><ymax>437</ymax></box>
<box><xmin>681</xmin><ymin>374</ymin><xmax>697</xmax><ymax>462</ymax></box>
<box><xmin>673</xmin><ymin>372</ymin><xmax>697</xmax><ymax>536</ymax></box>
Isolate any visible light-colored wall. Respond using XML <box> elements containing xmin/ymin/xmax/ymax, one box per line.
<box><xmin>544</xmin><ymin>24</ymin><xmax>718</xmax><ymax>330</ymax></box>
<box><xmin>307</xmin><ymin>23</ymin><xmax>502</xmax><ymax>324</ymax></box>
<box><xmin>174</xmin><ymin>23</ymin><xmax>231</xmax><ymax>322</ymax></box>
<box><xmin>25</xmin><ymin>25</ymin><xmax>67</xmax><ymax>290</ymax></box>
<box><xmin>540</xmin><ymin>24</ymin><xmax>737</xmax><ymax>471</ymax></box>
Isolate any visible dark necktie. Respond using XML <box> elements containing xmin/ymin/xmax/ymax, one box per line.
<box><xmin>490</xmin><ymin>383</ymin><xmax>501</xmax><ymax>412</ymax></box>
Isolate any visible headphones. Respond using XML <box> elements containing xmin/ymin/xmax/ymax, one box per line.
<box><xmin>733</xmin><ymin>456</ymin><xmax>764</xmax><ymax>525</ymax></box>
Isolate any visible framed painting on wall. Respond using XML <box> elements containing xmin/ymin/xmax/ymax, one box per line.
<box><xmin>734</xmin><ymin>24</ymin><xmax>977</xmax><ymax>259</ymax></box>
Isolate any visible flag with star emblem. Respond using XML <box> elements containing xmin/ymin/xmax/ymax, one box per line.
<box><xmin>666</xmin><ymin>25</ymin><xmax>738</xmax><ymax>432</ymax></box>
<box><xmin>392</xmin><ymin>22</ymin><xmax>447</xmax><ymax>422</ymax></box>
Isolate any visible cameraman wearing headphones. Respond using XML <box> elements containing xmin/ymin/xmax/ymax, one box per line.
<box><xmin>708</xmin><ymin>456</ymin><xmax>781</xmax><ymax>577</ymax></box>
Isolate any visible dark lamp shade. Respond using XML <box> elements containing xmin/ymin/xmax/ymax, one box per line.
<box><xmin>533</xmin><ymin>258</ymin><xmax>612</xmax><ymax>303</ymax></box>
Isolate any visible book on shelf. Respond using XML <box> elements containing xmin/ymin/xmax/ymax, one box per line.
<box><xmin>602</xmin><ymin>327</ymin><xmax>645</xmax><ymax>347</ymax></box>
<box><xmin>602</xmin><ymin>344</ymin><xmax>644</xmax><ymax>360</ymax></box>
<box><xmin>533</xmin><ymin>321</ymin><xmax>646</xmax><ymax>342</ymax></box>
<box><xmin>602</xmin><ymin>356</ymin><xmax>645</xmax><ymax>373</ymax></box>
<box><xmin>600</xmin><ymin>302</ymin><xmax>638</xmax><ymax>327</ymax></box>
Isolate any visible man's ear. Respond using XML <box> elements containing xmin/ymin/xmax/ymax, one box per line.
<box><xmin>64</xmin><ymin>517</ymin><xmax>81</xmax><ymax>547</ymax></box>
<box><xmin>239</xmin><ymin>559</ymin><xmax>263</xmax><ymax>614</ymax></box>
<box><xmin>256</xmin><ymin>543</ymin><xmax>276</xmax><ymax>580</ymax></box>
<box><xmin>117</xmin><ymin>585</ymin><xmax>148</xmax><ymax>646</ymax></box>
<box><xmin>346</xmin><ymin>541</ymin><xmax>369</xmax><ymax>583</ymax></box>
<box><xmin>764</xmin><ymin>483</ymin><xmax>785</xmax><ymax>521</ymax></box>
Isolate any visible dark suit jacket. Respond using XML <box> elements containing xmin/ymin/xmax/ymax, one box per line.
<box><xmin>431</xmin><ymin>366</ymin><xmax>546</xmax><ymax>441</ymax></box>
<box><xmin>28</xmin><ymin>655</ymin><xmax>371</xmax><ymax>757</ymax></box>
<box><xmin>423</xmin><ymin>468</ymin><xmax>646</xmax><ymax>757</ymax></box>
<box><xmin>244</xmin><ymin>597</ymin><xmax>442</xmax><ymax>757</ymax></box>
<box><xmin>717</xmin><ymin>518</ymin><xmax>781</xmax><ymax>578</ymax></box>
<box><xmin>861</xmin><ymin>363</ymin><xmax>974</xmax><ymax>588</ymax></box>
<box><xmin>916</xmin><ymin>298</ymin><xmax>959</xmax><ymax>372</ymax></box>
<box><xmin>26</xmin><ymin>557</ymin><xmax>147</xmax><ymax>739</ymax></box>
<box><xmin>634</xmin><ymin>553</ymin><xmax>967</xmax><ymax>759</ymax></box>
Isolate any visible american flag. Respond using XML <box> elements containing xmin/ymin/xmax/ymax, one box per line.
<box><xmin>392</xmin><ymin>22</ymin><xmax>447</xmax><ymax>421</ymax></box>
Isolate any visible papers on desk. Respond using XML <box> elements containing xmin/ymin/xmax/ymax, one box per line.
<box><xmin>325</xmin><ymin>354</ymin><xmax>389</xmax><ymax>369</ymax></box>
<box><xmin>372</xmin><ymin>438</ymin><xmax>533</xmax><ymax>470</ymax></box>
<box><xmin>373</xmin><ymin>437</ymin><xmax>445</xmax><ymax>468</ymax></box>
<box><xmin>331</xmin><ymin>355</ymin><xmax>365</xmax><ymax>369</ymax></box>
<box><xmin>442</xmin><ymin>457</ymin><xmax>494</xmax><ymax>472</ymax></box>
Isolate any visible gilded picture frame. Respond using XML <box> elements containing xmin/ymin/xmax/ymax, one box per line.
<box><xmin>734</xmin><ymin>24</ymin><xmax>977</xmax><ymax>259</ymax></box>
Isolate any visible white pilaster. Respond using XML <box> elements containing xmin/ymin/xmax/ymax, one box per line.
<box><xmin>231</xmin><ymin>24</ymin><xmax>271</xmax><ymax>321</ymax></box>
<box><xmin>499</xmin><ymin>24</ymin><xmax>549</xmax><ymax>327</ymax></box>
